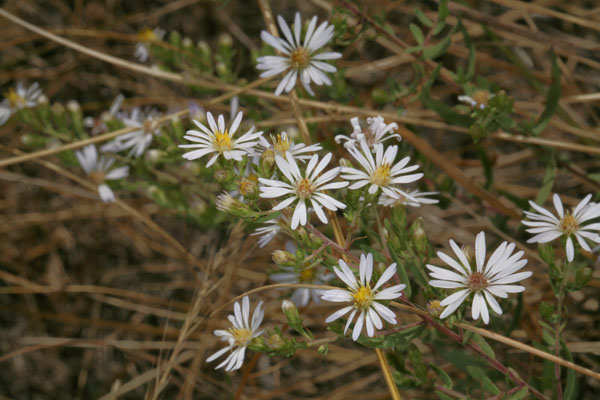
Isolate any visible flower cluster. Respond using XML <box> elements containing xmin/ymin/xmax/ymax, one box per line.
<box><xmin>0</xmin><ymin>82</ymin><xmax>43</xmax><ymax>126</ymax></box>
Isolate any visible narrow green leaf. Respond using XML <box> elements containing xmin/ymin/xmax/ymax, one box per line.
<box><xmin>414</xmin><ymin>9</ymin><xmax>433</xmax><ymax>27</ymax></box>
<box><xmin>430</xmin><ymin>363</ymin><xmax>453</xmax><ymax>389</ymax></box>
<box><xmin>471</xmin><ymin>333</ymin><xmax>496</xmax><ymax>360</ymax></box>
<box><xmin>422</xmin><ymin>34</ymin><xmax>451</xmax><ymax>60</ymax></box>
<box><xmin>467</xmin><ymin>366</ymin><xmax>500</xmax><ymax>395</ymax></box>
<box><xmin>457</xmin><ymin>18</ymin><xmax>475</xmax><ymax>82</ymax></box>
<box><xmin>562</xmin><ymin>341</ymin><xmax>578</xmax><ymax>400</ymax></box>
<box><xmin>435</xmin><ymin>391</ymin><xmax>454</xmax><ymax>400</ymax></box>
<box><xmin>390</xmin><ymin>249</ymin><xmax>412</xmax><ymax>298</ymax></box>
<box><xmin>532</xmin><ymin>53</ymin><xmax>561</xmax><ymax>135</ymax></box>
<box><xmin>508</xmin><ymin>387</ymin><xmax>529</xmax><ymax>400</ymax></box>
<box><xmin>534</xmin><ymin>157</ymin><xmax>556</xmax><ymax>205</ymax></box>
<box><xmin>410</xmin><ymin>23</ymin><xmax>425</xmax><ymax>46</ymax></box>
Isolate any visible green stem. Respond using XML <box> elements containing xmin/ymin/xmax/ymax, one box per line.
<box><xmin>554</xmin><ymin>261</ymin><xmax>568</xmax><ymax>400</ymax></box>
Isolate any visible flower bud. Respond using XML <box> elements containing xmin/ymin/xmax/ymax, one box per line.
<box><xmin>259</xmin><ymin>148</ymin><xmax>275</xmax><ymax>176</ymax></box>
<box><xmin>218</xmin><ymin>33</ymin><xmax>233</xmax><ymax>48</ymax></box>
<box><xmin>410</xmin><ymin>218</ymin><xmax>428</xmax><ymax>254</ymax></box>
<box><xmin>215</xmin><ymin>193</ymin><xmax>257</xmax><ymax>218</ymax></box>
<box><xmin>239</xmin><ymin>174</ymin><xmax>259</xmax><ymax>199</ymax></box>
<box><xmin>282</xmin><ymin>300</ymin><xmax>302</xmax><ymax>329</ymax></box>
<box><xmin>213</xmin><ymin>169</ymin><xmax>233</xmax><ymax>184</ymax></box>
<box><xmin>272</xmin><ymin>250</ymin><xmax>296</xmax><ymax>266</ymax></box>
<box><xmin>265</xmin><ymin>333</ymin><xmax>285</xmax><ymax>350</ymax></box>
<box><xmin>182</xmin><ymin>37</ymin><xmax>193</xmax><ymax>48</ymax></box>
<box><xmin>66</xmin><ymin>100</ymin><xmax>80</xmax><ymax>113</ymax></box>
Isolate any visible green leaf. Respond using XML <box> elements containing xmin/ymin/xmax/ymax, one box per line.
<box><xmin>467</xmin><ymin>366</ymin><xmax>500</xmax><ymax>395</ymax></box>
<box><xmin>532</xmin><ymin>53</ymin><xmax>561</xmax><ymax>135</ymax></box>
<box><xmin>562</xmin><ymin>341</ymin><xmax>578</xmax><ymax>400</ymax></box>
<box><xmin>508</xmin><ymin>387</ymin><xmax>529</xmax><ymax>400</ymax></box>
<box><xmin>457</xmin><ymin>18</ymin><xmax>475</xmax><ymax>82</ymax></box>
<box><xmin>433</xmin><ymin>0</ymin><xmax>449</xmax><ymax>35</ymax></box>
<box><xmin>409</xmin><ymin>23</ymin><xmax>425</xmax><ymax>46</ymax></box>
<box><xmin>475</xmin><ymin>145</ymin><xmax>493</xmax><ymax>188</ymax></box>
<box><xmin>430</xmin><ymin>363</ymin><xmax>452</xmax><ymax>389</ymax></box>
<box><xmin>414</xmin><ymin>9</ymin><xmax>433</xmax><ymax>27</ymax></box>
<box><xmin>534</xmin><ymin>157</ymin><xmax>556</xmax><ymax>206</ymax></box>
<box><xmin>390</xmin><ymin>248</ymin><xmax>412</xmax><ymax>298</ymax></box>
<box><xmin>470</xmin><ymin>333</ymin><xmax>495</xmax><ymax>360</ymax></box>
<box><xmin>435</xmin><ymin>391</ymin><xmax>454</xmax><ymax>400</ymax></box>
<box><xmin>422</xmin><ymin>34</ymin><xmax>451</xmax><ymax>59</ymax></box>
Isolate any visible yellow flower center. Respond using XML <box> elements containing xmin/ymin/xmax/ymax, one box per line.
<box><xmin>4</xmin><ymin>88</ymin><xmax>25</xmax><ymax>108</ymax></box>
<box><xmin>427</xmin><ymin>300</ymin><xmax>443</xmax><ymax>317</ymax></box>
<box><xmin>239</xmin><ymin>174</ymin><xmax>258</xmax><ymax>197</ymax></box>
<box><xmin>137</xmin><ymin>27</ymin><xmax>158</xmax><ymax>42</ymax></box>
<box><xmin>299</xmin><ymin>266</ymin><xmax>317</xmax><ymax>283</ymax></box>
<box><xmin>352</xmin><ymin>286</ymin><xmax>373</xmax><ymax>310</ymax></box>
<box><xmin>471</xmin><ymin>90</ymin><xmax>490</xmax><ymax>108</ymax></box>
<box><xmin>213</xmin><ymin>130</ymin><xmax>232</xmax><ymax>152</ymax></box>
<box><xmin>559</xmin><ymin>213</ymin><xmax>579</xmax><ymax>235</ymax></box>
<box><xmin>273</xmin><ymin>134</ymin><xmax>291</xmax><ymax>154</ymax></box>
<box><xmin>370</xmin><ymin>164</ymin><xmax>391</xmax><ymax>187</ymax></box>
<box><xmin>295</xmin><ymin>178</ymin><xmax>315</xmax><ymax>199</ymax></box>
<box><xmin>468</xmin><ymin>272</ymin><xmax>488</xmax><ymax>292</ymax></box>
<box><xmin>290</xmin><ymin>47</ymin><xmax>310</xmax><ymax>69</ymax></box>
<box><xmin>89</xmin><ymin>171</ymin><xmax>106</xmax><ymax>185</ymax></box>
<box><xmin>229</xmin><ymin>327</ymin><xmax>253</xmax><ymax>347</ymax></box>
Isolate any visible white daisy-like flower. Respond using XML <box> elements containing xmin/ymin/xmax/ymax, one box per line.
<box><xmin>522</xmin><ymin>194</ymin><xmax>600</xmax><ymax>262</ymax></box>
<box><xmin>335</xmin><ymin>116</ymin><xmax>401</xmax><ymax>150</ymax></box>
<box><xmin>102</xmin><ymin>107</ymin><xmax>162</xmax><ymax>158</ymax></box>
<box><xmin>257</xmin><ymin>131</ymin><xmax>322</xmax><ymax>161</ymax></box>
<box><xmin>251</xmin><ymin>218</ymin><xmax>285</xmax><ymax>248</ymax></box>
<box><xmin>427</xmin><ymin>231</ymin><xmax>532</xmax><ymax>324</ymax></box>
<box><xmin>0</xmin><ymin>82</ymin><xmax>43</xmax><ymax>125</ymax></box>
<box><xmin>180</xmin><ymin>111</ymin><xmax>263</xmax><ymax>167</ymax></box>
<box><xmin>271</xmin><ymin>264</ymin><xmax>332</xmax><ymax>307</ymax></box>
<box><xmin>206</xmin><ymin>296</ymin><xmax>264</xmax><ymax>372</ymax></box>
<box><xmin>321</xmin><ymin>253</ymin><xmax>405</xmax><ymax>341</ymax></box>
<box><xmin>379</xmin><ymin>190</ymin><xmax>439</xmax><ymax>208</ymax></box>
<box><xmin>84</xmin><ymin>94</ymin><xmax>124</xmax><ymax>135</ymax></box>
<box><xmin>134</xmin><ymin>27</ymin><xmax>165</xmax><ymax>62</ymax></box>
<box><xmin>75</xmin><ymin>145</ymin><xmax>129</xmax><ymax>203</ymax></box>
<box><xmin>259</xmin><ymin>151</ymin><xmax>348</xmax><ymax>230</ymax></box>
<box><xmin>458</xmin><ymin>90</ymin><xmax>493</xmax><ymax>110</ymax></box>
<box><xmin>341</xmin><ymin>141</ymin><xmax>423</xmax><ymax>199</ymax></box>
<box><xmin>256</xmin><ymin>13</ymin><xmax>341</xmax><ymax>96</ymax></box>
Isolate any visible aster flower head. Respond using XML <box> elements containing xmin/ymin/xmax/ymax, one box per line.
<box><xmin>335</xmin><ymin>116</ymin><xmax>401</xmax><ymax>150</ymax></box>
<box><xmin>102</xmin><ymin>107</ymin><xmax>162</xmax><ymax>158</ymax></box>
<box><xmin>427</xmin><ymin>231</ymin><xmax>532</xmax><ymax>324</ymax></box>
<box><xmin>75</xmin><ymin>145</ymin><xmax>129</xmax><ymax>203</ymax></box>
<box><xmin>341</xmin><ymin>141</ymin><xmax>423</xmax><ymax>199</ymax></box>
<box><xmin>259</xmin><ymin>151</ymin><xmax>348</xmax><ymax>230</ymax></box>
<box><xmin>321</xmin><ymin>253</ymin><xmax>405</xmax><ymax>341</ymax></box>
<box><xmin>256</xmin><ymin>13</ymin><xmax>341</xmax><ymax>96</ymax></box>
<box><xmin>134</xmin><ymin>27</ymin><xmax>165</xmax><ymax>62</ymax></box>
<box><xmin>522</xmin><ymin>194</ymin><xmax>600</xmax><ymax>262</ymax></box>
<box><xmin>206</xmin><ymin>296</ymin><xmax>264</xmax><ymax>372</ymax></box>
<box><xmin>379</xmin><ymin>190</ymin><xmax>439</xmax><ymax>208</ymax></box>
<box><xmin>251</xmin><ymin>217</ymin><xmax>286</xmax><ymax>248</ymax></box>
<box><xmin>180</xmin><ymin>111</ymin><xmax>264</xmax><ymax>167</ymax></box>
<box><xmin>257</xmin><ymin>131</ymin><xmax>322</xmax><ymax>161</ymax></box>
<box><xmin>0</xmin><ymin>82</ymin><xmax>43</xmax><ymax>126</ymax></box>
<box><xmin>271</xmin><ymin>264</ymin><xmax>332</xmax><ymax>307</ymax></box>
<box><xmin>458</xmin><ymin>90</ymin><xmax>494</xmax><ymax>110</ymax></box>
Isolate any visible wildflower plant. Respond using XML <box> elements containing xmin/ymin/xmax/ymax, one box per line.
<box><xmin>3</xmin><ymin>1</ymin><xmax>600</xmax><ymax>398</ymax></box>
